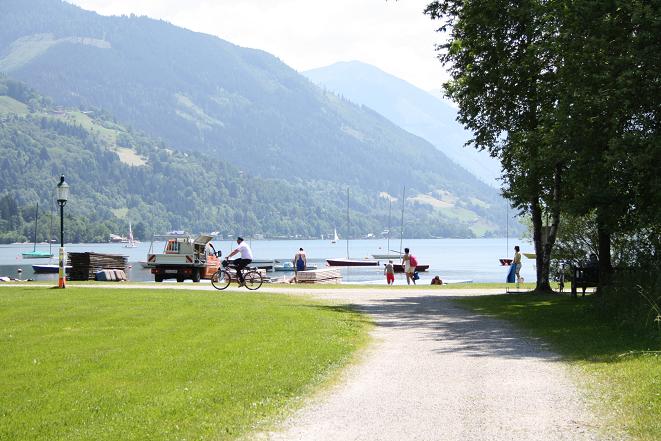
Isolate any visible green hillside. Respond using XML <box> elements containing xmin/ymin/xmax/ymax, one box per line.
<box><xmin>0</xmin><ymin>0</ymin><xmax>508</xmax><ymax>239</ymax></box>
<box><xmin>0</xmin><ymin>78</ymin><xmax>500</xmax><ymax>242</ymax></box>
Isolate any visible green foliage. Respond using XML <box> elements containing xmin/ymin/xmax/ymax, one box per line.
<box><xmin>456</xmin><ymin>294</ymin><xmax>661</xmax><ymax>440</ymax></box>
<box><xmin>0</xmin><ymin>286</ymin><xmax>369</xmax><ymax>440</ymax></box>
<box><xmin>426</xmin><ymin>0</ymin><xmax>660</xmax><ymax>289</ymax></box>
<box><xmin>596</xmin><ymin>261</ymin><xmax>661</xmax><ymax>335</ymax></box>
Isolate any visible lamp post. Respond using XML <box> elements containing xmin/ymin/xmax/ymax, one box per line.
<box><xmin>56</xmin><ymin>175</ymin><xmax>69</xmax><ymax>289</ymax></box>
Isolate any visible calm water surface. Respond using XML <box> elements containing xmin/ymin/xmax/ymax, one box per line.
<box><xmin>0</xmin><ymin>238</ymin><xmax>535</xmax><ymax>285</ymax></box>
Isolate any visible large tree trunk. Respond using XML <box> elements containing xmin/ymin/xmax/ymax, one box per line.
<box><xmin>531</xmin><ymin>198</ymin><xmax>548</xmax><ymax>292</ymax></box>
<box><xmin>596</xmin><ymin>211</ymin><xmax>613</xmax><ymax>294</ymax></box>
<box><xmin>532</xmin><ymin>165</ymin><xmax>562</xmax><ymax>293</ymax></box>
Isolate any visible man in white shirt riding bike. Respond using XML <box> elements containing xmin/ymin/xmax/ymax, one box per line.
<box><xmin>226</xmin><ymin>237</ymin><xmax>253</xmax><ymax>287</ymax></box>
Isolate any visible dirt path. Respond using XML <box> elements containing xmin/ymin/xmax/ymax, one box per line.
<box><xmin>256</xmin><ymin>288</ymin><xmax>600</xmax><ymax>441</ymax></box>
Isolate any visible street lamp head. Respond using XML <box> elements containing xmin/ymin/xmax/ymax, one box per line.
<box><xmin>56</xmin><ymin>175</ymin><xmax>69</xmax><ymax>204</ymax></box>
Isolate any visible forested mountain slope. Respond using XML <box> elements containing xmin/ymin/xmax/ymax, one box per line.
<box><xmin>0</xmin><ymin>78</ymin><xmax>502</xmax><ymax>242</ymax></box>
<box><xmin>0</xmin><ymin>0</ymin><xmax>508</xmax><ymax>238</ymax></box>
<box><xmin>304</xmin><ymin>61</ymin><xmax>502</xmax><ymax>186</ymax></box>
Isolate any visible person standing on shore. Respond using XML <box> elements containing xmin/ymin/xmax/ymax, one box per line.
<box><xmin>402</xmin><ymin>248</ymin><xmax>417</xmax><ymax>285</ymax></box>
<box><xmin>384</xmin><ymin>260</ymin><xmax>395</xmax><ymax>285</ymax></box>
<box><xmin>513</xmin><ymin>245</ymin><xmax>522</xmax><ymax>283</ymax></box>
<box><xmin>293</xmin><ymin>247</ymin><xmax>307</xmax><ymax>282</ymax></box>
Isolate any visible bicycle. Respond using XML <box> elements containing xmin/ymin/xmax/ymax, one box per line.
<box><xmin>211</xmin><ymin>259</ymin><xmax>263</xmax><ymax>290</ymax></box>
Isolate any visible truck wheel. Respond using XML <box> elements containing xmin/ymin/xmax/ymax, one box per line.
<box><xmin>155</xmin><ymin>274</ymin><xmax>163</xmax><ymax>283</ymax></box>
<box><xmin>176</xmin><ymin>275</ymin><xmax>185</xmax><ymax>283</ymax></box>
<box><xmin>192</xmin><ymin>269</ymin><xmax>201</xmax><ymax>283</ymax></box>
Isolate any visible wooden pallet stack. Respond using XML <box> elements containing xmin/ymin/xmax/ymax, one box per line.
<box><xmin>67</xmin><ymin>252</ymin><xmax>128</xmax><ymax>281</ymax></box>
<box><xmin>296</xmin><ymin>268</ymin><xmax>342</xmax><ymax>284</ymax></box>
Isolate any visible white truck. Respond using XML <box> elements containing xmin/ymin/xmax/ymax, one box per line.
<box><xmin>146</xmin><ymin>234</ymin><xmax>221</xmax><ymax>282</ymax></box>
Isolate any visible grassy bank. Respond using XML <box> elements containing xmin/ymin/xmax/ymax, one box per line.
<box><xmin>455</xmin><ymin>293</ymin><xmax>660</xmax><ymax>441</ymax></box>
<box><xmin>0</xmin><ymin>286</ymin><xmax>369</xmax><ymax>440</ymax></box>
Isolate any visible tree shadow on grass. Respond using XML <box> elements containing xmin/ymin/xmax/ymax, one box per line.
<box><xmin>305</xmin><ymin>294</ymin><xmax>659</xmax><ymax>363</ymax></box>
<box><xmin>305</xmin><ymin>295</ymin><xmax>560</xmax><ymax>361</ymax></box>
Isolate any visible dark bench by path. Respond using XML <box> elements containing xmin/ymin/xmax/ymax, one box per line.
<box><xmin>571</xmin><ymin>266</ymin><xmax>598</xmax><ymax>298</ymax></box>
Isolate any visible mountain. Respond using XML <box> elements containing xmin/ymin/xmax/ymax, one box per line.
<box><xmin>0</xmin><ymin>77</ymin><xmax>346</xmax><ymax>242</ymax></box>
<box><xmin>0</xmin><ymin>0</ymin><xmax>508</xmax><ymax>238</ymax></box>
<box><xmin>303</xmin><ymin>61</ymin><xmax>502</xmax><ymax>186</ymax></box>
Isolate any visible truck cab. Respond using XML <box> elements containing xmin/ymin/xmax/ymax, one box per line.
<box><xmin>147</xmin><ymin>234</ymin><xmax>221</xmax><ymax>282</ymax></box>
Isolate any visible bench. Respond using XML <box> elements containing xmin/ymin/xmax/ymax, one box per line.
<box><xmin>571</xmin><ymin>266</ymin><xmax>598</xmax><ymax>298</ymax></box>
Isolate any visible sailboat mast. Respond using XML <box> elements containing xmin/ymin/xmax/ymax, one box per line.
<box><xmin>387</xmin><ymin>198</ymin><xmax>392</xmax><ymax>255</ymax></box>
<box><xmin>399</xmin><ymin>186</ymin><xmax>405</xmax><ymax>255</ymax></box>
<box><xmin>49</xmin><ymin>199</ymin><xmax>54</xmax><ymax>255</ymax></box>
<box><xmin>506</xmin><ymin>204</ymin><xmax>509</xmax><ymax>257</ymax></box>
<box><xmin>33</xmin><ymin>202</ymin><xmax>39</xmax><ymax>252</ymax></box>
<box><xmin>346</xmin><ymin>187</ymin><xmax>350</xmax><ymax>259</ymax></box>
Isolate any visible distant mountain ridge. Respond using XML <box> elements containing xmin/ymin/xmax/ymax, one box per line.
<box><xmin>0</xmin><ymin>0</ymin><xmax>508</xmax><ymax>237</ymax></box>
<box><xmin>303</xmin><ymin>61</ymin><xmax>502</xmax><ymax>186</ymax></box>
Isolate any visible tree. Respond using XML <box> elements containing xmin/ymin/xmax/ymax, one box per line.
<box><xmin>425</xmin><ymin>0</ymin><xmax>563</xmax><ymax>291</ymax></box>
<box><xmin>555</xmin><ymin>0</ymin><xmax>661</xmax><ymax>281</ymax></box>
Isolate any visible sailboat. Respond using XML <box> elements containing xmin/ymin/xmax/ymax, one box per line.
<box><xmin>372</xmin><ymin>198</ymin><xmax>403</xmax><ymax>260</ymax></box>
<box><xmin>124</xmin><ymin>221</ymin><xmax>138</xmax><ymax>248</ymax></box>
<box><xmin>22</xmin><ymin>202</ymin><xmax>53</xmax><ymax>259</ymax></box>
<box><xmin>326</xmin><ymin>188</ymin><xmax>379</xmax><ymax>267</ymax></box>
<box><xmin>331</xmin><ymin>228</ymin><xmax>339</xmax><ymax>244</ymax></box>
<box><xmin>31</xmin><ymin>201</ymin><xmax>69</xmax><ymax>273</ymax></box>
<box><xmin>499</xmin><ymin>205</ymin><xmax>513</xmax><ymax>266</ymax></box>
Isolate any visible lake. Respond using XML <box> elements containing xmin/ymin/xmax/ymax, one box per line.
<box><xmin>0</xmin><ymin>238</ymin><xmax>535</xmax><ymax>285</ymax></box>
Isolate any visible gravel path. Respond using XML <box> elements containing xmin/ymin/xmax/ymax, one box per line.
<box><xmin>255</xmin><ymin>287</ymin><xmax>600</xmax><ymax>441</ymax></box>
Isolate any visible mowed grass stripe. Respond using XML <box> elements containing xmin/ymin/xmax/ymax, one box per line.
<box><xmin>0</xmin><ymin>287</ymin><xmax>369</xmax><ymax>441</ymax></box>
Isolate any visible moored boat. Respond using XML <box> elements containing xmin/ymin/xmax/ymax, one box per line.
<box><xmin>32</xmin><ymin>264</ymin><xmax>71</xmax><ymax>274</ymax></box>
<box><xmin>326</xmin><ymin>258</ymin><xmax>379</xmax><ymax>267</ymax></box>
<box><xmin>372</xmin><ymin>252</ymin><xmax>403</xmax><ymax>259</ymax></box>
<box><xmin>22</xmin><ymin>203</ymin><xmax>54</xmax><ymax>259</ymax></box>
<box><xmin>274</xmin><ymin>261</ymin><xmax>318</xmax><ymax>271</ymax></box>
<box><xmin>392</xmin><ymin>264</ymin><xmax>430</xmax><ymax>273</ymax></box>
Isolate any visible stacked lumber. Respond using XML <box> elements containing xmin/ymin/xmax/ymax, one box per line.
<box><xmin>296</xmin><ymin>268</ymin><xmax>342</xmax><ymax>284</ymax></box>
<box><xmin>67</xmin><ymin>252</ymin><xmax>128</xmax><ymax>281</ymax></box>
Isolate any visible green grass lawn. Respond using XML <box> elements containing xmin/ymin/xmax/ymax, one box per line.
<box><xmin>454</xmin><ymin>293</ymin><xmax>661</xmax><ymax>441</ymax></box>
<box><xmin>0</xmin><ymin>286</ymin><xmax>369</xmax><ymax>440</ymax></box>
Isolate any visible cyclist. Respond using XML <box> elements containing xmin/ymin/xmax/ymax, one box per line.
<box><xmin>226</xmin><ymin>237</ymin><xmax>253</xmax><ymax>286</ymax></box>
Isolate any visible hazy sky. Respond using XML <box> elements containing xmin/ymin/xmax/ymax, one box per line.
<box><xmin>65</xmin><ymin>0</ymin><xmax>449</xmax><ymax>92</ymax></box>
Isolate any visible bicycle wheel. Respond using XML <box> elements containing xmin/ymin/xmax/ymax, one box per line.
<box><xmin>243</xmin><ymin>270</ymin><xmax>263</xmax><ymax>290</ymax></box>
<box><xmin>211</xmin><ymin>269</ymin><xmax>231</xmax><ymax>290</ymax></box>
